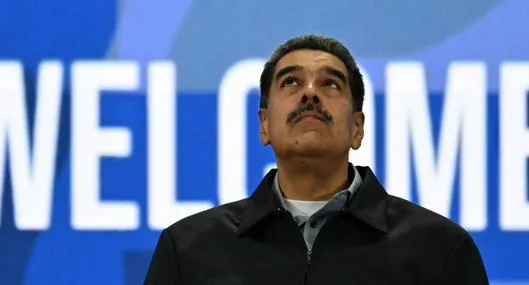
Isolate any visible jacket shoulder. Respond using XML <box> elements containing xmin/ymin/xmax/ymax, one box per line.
<box><xmin>387</xmin><ymin>194</ymin><xmax>471</xmax><ymax>241</ymax></box>
<box><xmin>163</xmin><ymin>199</ymin><xmax>249</xmax><ymax>241</ymax></box>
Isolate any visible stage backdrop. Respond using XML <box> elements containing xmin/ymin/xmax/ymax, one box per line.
<box><xmin>0</xmin><ymin>0</ymin><xmax>528</xmax><ymax>284</ymax></box>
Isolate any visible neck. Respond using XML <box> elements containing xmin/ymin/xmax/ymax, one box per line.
<box><xmin>276</xmin><ymin>156</ymin><xmax>350</xmax><ymax>201</ymax></box>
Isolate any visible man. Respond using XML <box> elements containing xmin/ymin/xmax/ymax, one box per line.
<box><xmin>144</xmin><ymin>35</ymin><xmax>489</xmax><ymax>284</ymax></box>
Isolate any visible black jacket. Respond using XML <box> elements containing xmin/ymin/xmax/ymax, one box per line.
<box><xmin>144</xmin><ymin>166</ymin><xmax>489</xmax><ymax>285</ymax></box>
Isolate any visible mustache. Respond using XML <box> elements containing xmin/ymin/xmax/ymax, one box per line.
<box><xmin>287</xmin><ymin>103</ymin><xmax>334</xmax><ymax>124</ymax></box>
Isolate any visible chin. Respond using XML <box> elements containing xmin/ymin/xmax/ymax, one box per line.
<box><xmin>292</xmin><ymin>148</ymin><xmax>328</xmax><ymax>158</ymax></box>
<box><xmin>270</xmin><ymin>133</ymin><xmax>334</xmax><ymax>158</ymax></box>
<box><xmin>289</xmin><ymin>140</ymin><xmax>329</xmax><ymax>157</ymax></box>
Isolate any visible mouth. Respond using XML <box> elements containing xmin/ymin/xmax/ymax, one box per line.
<box><xmin>294</xmin><ymin>112</ymin><xmax>327</xmax><ymax>123</ymax></box>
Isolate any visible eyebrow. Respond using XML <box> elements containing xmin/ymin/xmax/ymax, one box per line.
<box><xmin>274</xmin><ymin>65</ymin><xmax>348</xmax><ymax>85</ymax></box>
<box><xmin>274</xmin><ymin>65</ymin><xmax>302</xmax><ymax>82</ymax></box>
<box><xmin>324</xmin><ymin>66</ymin><xmax>347</xmax><ymax>85</ymax></box>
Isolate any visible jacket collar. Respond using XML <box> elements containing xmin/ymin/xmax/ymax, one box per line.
<box><xmin>236</xmin><ymin>164</ymin><xmax>389</xmax><ymax>236</ymax></box>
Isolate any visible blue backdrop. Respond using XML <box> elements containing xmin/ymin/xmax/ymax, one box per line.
<box><xmin>0</xmin><ymin>0</ymin><xmax>528</xmax><ymax>284</ymax></box>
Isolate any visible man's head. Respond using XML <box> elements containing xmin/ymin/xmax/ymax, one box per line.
<box><xmin>258</xmin><ymin>35</ymin><xmax>365</xmax><ymax>159</ymax></box>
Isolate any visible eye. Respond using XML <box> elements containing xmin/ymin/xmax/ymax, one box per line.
<box><xmin>324</xmin><ymin>79</ymin><xmax>340</xmax><ymax>90</ymax></box>
<box><xmin>281</xmin><ymin>76</ymin><xmax>299</xmax><ymax>87</ymax></box>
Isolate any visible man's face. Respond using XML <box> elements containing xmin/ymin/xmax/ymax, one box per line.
<box><xmin>259</xmin><ymin>49</ymin><xmax>365</xmax><ymax>157</ymax></box>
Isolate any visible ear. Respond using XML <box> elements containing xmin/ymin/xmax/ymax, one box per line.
<box><xmin>259</xmin><ymin>109</ymin><xmax>271</xmax><ymax>146</ymax></box>
<box><xmin>350</xmin><ymin>112</ymin><xmax>365</xmax><ymax>150</ymax></box>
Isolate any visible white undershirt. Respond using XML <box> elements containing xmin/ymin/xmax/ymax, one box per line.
<box><xmin>283</xmin><ymin>199</ymin><xmax>328</xmax><ymax>218</ymax></box>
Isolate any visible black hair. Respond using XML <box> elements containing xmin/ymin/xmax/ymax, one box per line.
<box><xmin>259</xmin><ymin>35</ymin><xmax>365</xmax><ymax>112</ymax></box>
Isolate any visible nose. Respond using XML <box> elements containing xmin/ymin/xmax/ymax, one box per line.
<box><xmin>301</xmin><ymin>94</ymin><xmax>320</xmax><ymax>105</ymax></box>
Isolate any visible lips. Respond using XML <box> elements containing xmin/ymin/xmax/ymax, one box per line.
<box><xmin>295</xmin><ymin>112</ymin><xmax>326</xmax><ymax>123</ymax></box>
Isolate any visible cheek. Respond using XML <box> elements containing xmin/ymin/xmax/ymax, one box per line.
<box><xmin>267</xmin><ymin>117</ymin><xmax>285</xmax><ymax>137</ymax></box>
<box><xmin>266</xmin><ymin>105</ymin><xmax>291</xmax><ymax>130</ymax></box>
<box><xmin>331</xmin><ymin>109</ymin><xmax>356</xmax><ymax>134</ymax></box>
<box><xmin>330</xmin><ymin>104</ymin><xmax>350</xmax><ymax>122</ymax></box>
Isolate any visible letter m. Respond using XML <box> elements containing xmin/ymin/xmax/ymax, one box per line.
<box><xmin>385</xmin><ymin>62</ymin><xmax>487</xmax><ymax>231</ymax></box>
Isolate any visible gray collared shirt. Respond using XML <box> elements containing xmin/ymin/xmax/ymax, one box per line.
<box><xmin>273</xmin><ymin>166</ymin><xmax>363</xmax><ymax>250</ymax></box>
